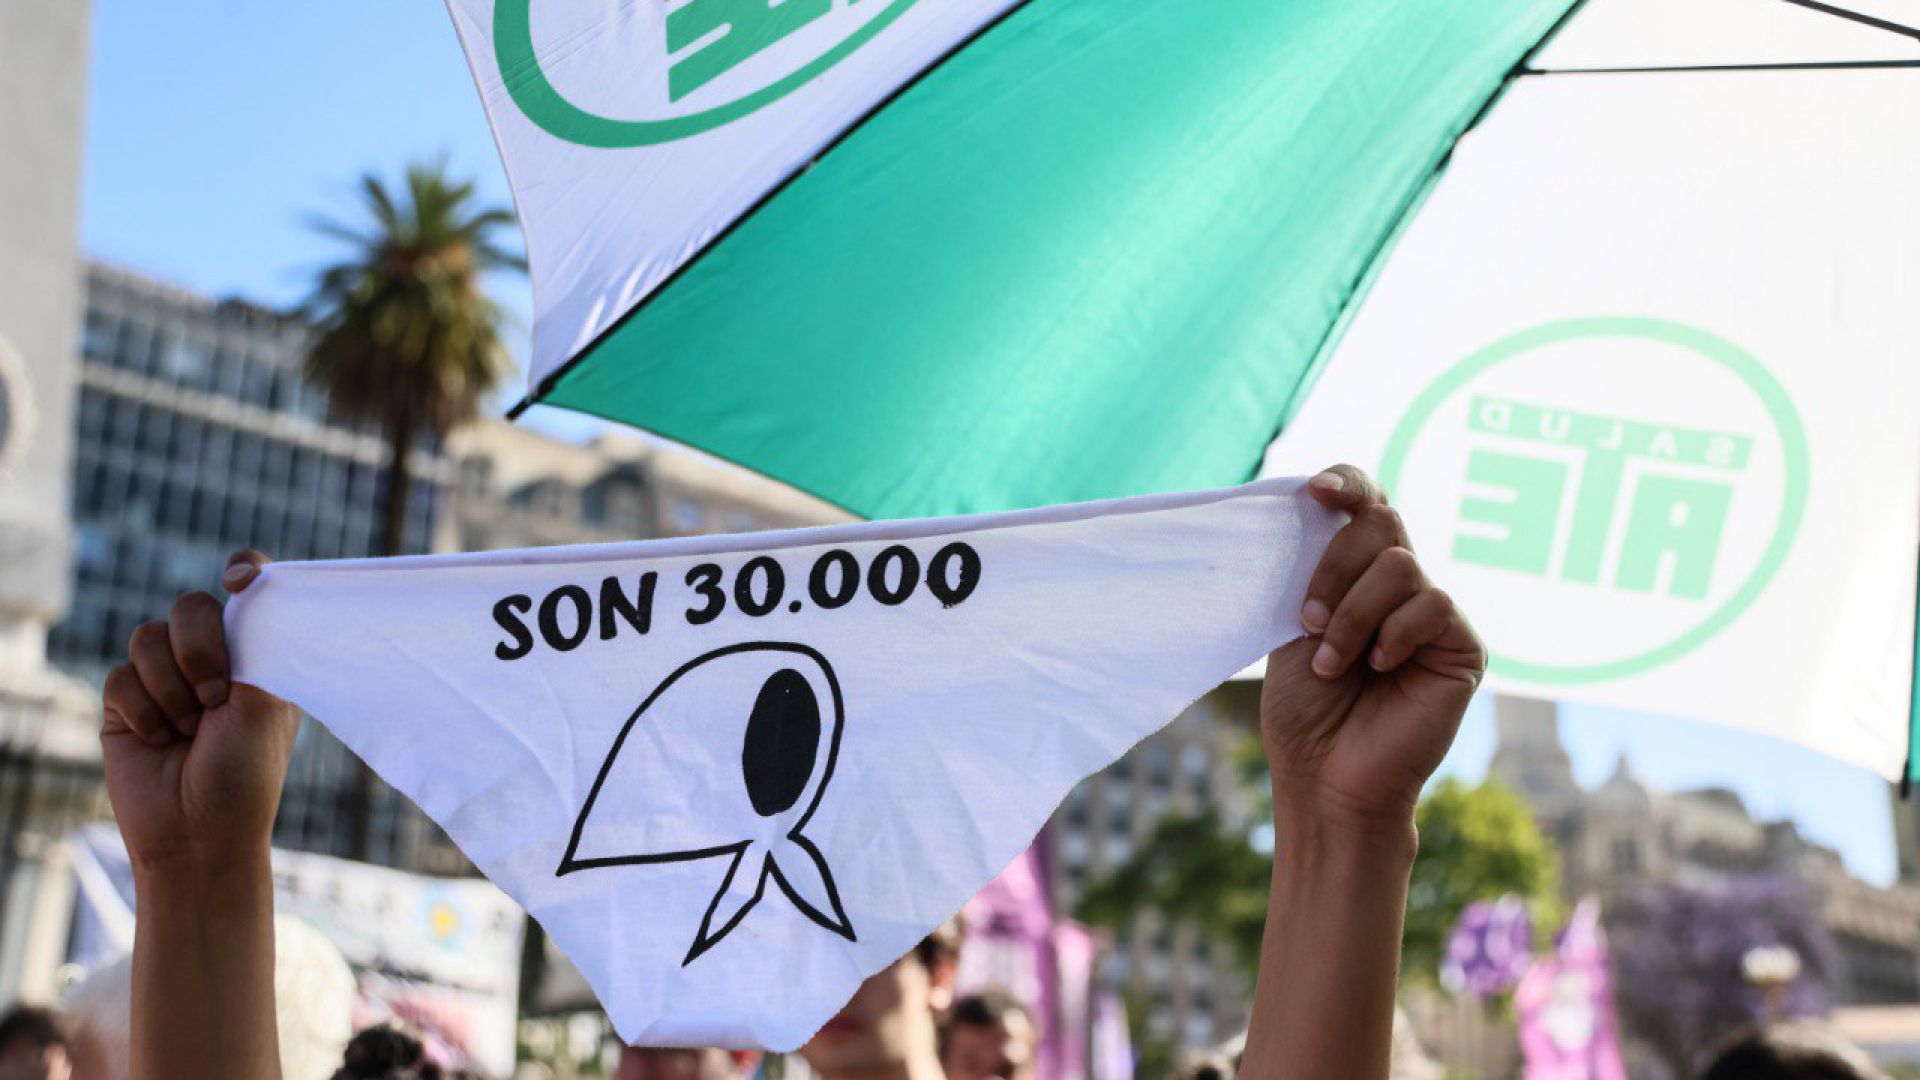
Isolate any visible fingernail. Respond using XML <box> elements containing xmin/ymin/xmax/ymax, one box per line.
<box><xmin>195</xmin><ymin>679</ymin><xmax>228</xmax><ymax>709</ymax></box>
<box><xmin>1300</xmin><ymin>598</ymin><xmax>1330</xmax><ymax>633</ymax></box>
<box><xmin>1370</xmin><ymin>646</ymin><xmax>1390</xmax><ymax>671</ymax></box>
<box><xmin>1309</xmin><ymin>471</ymin><xmax>1346</xmax><ymax>493</ymax></box>
<box><xmin>1312</xmin><ymin>642</ymin><xmax>1340</xmax><ymax>678</ymax></box>
<box><xmin>222</xmin><ymin>564</ymin><xmax>253</xmax><ymax>587</ymax></box>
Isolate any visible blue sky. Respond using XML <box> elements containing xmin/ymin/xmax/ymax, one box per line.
<box><xmin>79</xmin><ymin>0</ymin><xmax>1908</xmax><ymax>884</ymax></box>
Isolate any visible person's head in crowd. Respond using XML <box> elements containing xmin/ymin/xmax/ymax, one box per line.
<box><xmin>1698</xmin><ymin>1022</ymin><xmax>1887</xmax><ymax>1080</ymax></box>
<box><xmin>799</xmin><ymin>923</ymin><xmax>962</xmax><ymax>1080</ymax></box>
<box><xmin>939</xmin><ymin>991</ymin><xmax>1035</xmax><ymax>1080</ymax></box>
<box><xmin>332</xmin><ymin>1025</ymin><xmax>441</xmax><ymax>1080</ymax></box>
<box><xmin>919</xmin><ymin>920</ymin><xmax>963</xmax><ymax>1021</ymax></box>
<box><xmin>617</xmin><ymin>1046</ymin><xmax>738</xmax><ymax>1080</ymax></box>
<box><xmin>0</xmin><ymin>1007</ymin><xmax>71</xmax><ymax>1080</ymax></box>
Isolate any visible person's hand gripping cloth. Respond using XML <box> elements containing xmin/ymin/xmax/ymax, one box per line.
<box><xmin>225</xmin><ymin>477</ymin><xmax>1340</xmax><ymax>1049</ymax></box>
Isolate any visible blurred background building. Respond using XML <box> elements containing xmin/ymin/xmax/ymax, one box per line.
<box><xmin>1490</xmin><ymin>697</ymin><xmax>1920</xmax><ymax>1006</ymax></box>
<box><xmin>0</xmin><ymin>0</ymin><xmax>103</xmax><ymax>1009</ymax></box>
<box><xmin>52</xmin><ymin>261</ymin><xmax>452</xmax><ymax>871</ymax></box>
<box><xmin>1046</xmin><ymin>688</ymin><xmax>1261</xmax><ymax>1050</ymax></box>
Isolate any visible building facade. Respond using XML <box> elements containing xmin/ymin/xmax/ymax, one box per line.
<box><xmin>1489</xmin><ymin>698</ymin><xmax>1920</xmax><ymax>1008</ymax></box>
<box><xmin>51</xmin><ymin>262</ymin><xmax>453</xmax><ymax>871</ymax></box>
<box><xmin>438</xmin><ymin>418</ymin><xmax>845</xmax><ymax>556</ymax></box>
<box><xmin>0</xmin><ymin>0</ymin><xmax>102</xmax><ymax>1007</ymax></box>
<box><xmin>53</xmin><ymin>264</ymin><xmax>445</xmax><ymax>678</ymax></box>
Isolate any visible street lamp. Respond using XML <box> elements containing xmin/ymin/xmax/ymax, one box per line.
<box><xmin>1741</xmin><ymin>944</ymin><xmax>1802</xmax><ymax>1025</ymax></box>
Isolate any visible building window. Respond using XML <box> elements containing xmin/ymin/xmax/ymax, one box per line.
<box><xmin>212</xmin><ymin>349</ymin><xmax>244</xmax><ymax>398</ymax></box>
<box><xmin>241</xmin><ymin>358</ymin><xmax>275</xmax><ymax>407</ymax></box>
<box><xmin>1183</xmin><ymin>1013</ymin><xmax>1214</xmax><ymax>1048</ymax></box>
<box><xmin>83</xmin><ymin>310</ymin><xmax>116</xmax><ymax>360</ymax></box>
<box><xmin>166</xmin><ymin>336</ymin><xmax>214</xmax><ymax>387</ymax></box>
<box><xmin>1144</xmin><ymin>743</ymin><xmax>1173</xmax><ymax>792</ymax></box>
<box><xmin>109</xmin><ymin>394</ymin><xmax>141</xmax><ymax>444</ymax></box>
<box><xmin>1059</xmin><ymin>832</ymin><xmax>1091</xmax><ymax>868</ymax></box>
<box><xmin>138</xmin><ymin>405</ymin><xmax>172</xmax><ymax>458</ymax></box>
<box><xmin>672</xmin><ymin>499</ymin><xmax>703</xmax><ymax>532</ymax></box>
<box><xmin>74</xmin><ymin>526</ymin><xmax>111</xmax><ymax>577</ymax></box>
<box><xmin>170</xmin><ymin>416</ymin><xmax>204</xmax><ymax>461</ymax></box>
<box><xmin>77</xmin><ymin>389</ymin><xmax>106</xmax><ymax>441</ymax></box>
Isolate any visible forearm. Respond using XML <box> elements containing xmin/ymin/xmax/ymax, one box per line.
<box><xmin>1238</xmin><ymin>800</ymin><xmax>1417</xmax><ymax>1080</ymax></box>
<box><xmin>131</xmin><ymin>855</ymin><xmax>282</xmax><ymax>1080</ymax></box>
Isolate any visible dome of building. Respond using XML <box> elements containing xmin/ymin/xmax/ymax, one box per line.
<box><xmin>1592</xmin><ymin>753</ymin><xmax>1654</xmax><ymax>815</ymax></box>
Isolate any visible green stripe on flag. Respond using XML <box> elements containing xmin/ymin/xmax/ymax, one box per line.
<box><xmin>1909</xmin><ymin>544</ymin><xmax>1919</xmax><ymax>793</ymax></box>
<box><xmin>544</xmin><ymin>0</ymin><xmax>1578</xmax><ymax>520</ymax></box>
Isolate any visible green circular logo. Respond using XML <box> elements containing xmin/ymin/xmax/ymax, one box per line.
<box><xmin>1379</xmin><ymin>317</ymin><xmax>1809</xmax><ymax>684</ymax></box>
<box><xmin>494</xmin><ymin>0</ymin><xmax>924</xmax><ymax>147</ymax></box>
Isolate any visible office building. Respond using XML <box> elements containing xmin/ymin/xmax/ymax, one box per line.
<box><xmin>52</xmin><ymin>262</ymin><xmax>451</xmax><ymax>869</ymax></box>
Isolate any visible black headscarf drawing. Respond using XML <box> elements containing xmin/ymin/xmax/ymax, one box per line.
<box><xmin>559</xmin><ymin>642</ymin><xmax>854</xmax><ymax>964</ymax></box>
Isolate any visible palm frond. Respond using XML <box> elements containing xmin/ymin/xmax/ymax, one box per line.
<box><xmin>301</xmin><ymin>161</ymin><xmax>524</xmax><ymax>440</ymax></box>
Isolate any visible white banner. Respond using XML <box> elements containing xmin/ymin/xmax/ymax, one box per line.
<box><xmin>1264</xmin><ymin>66</ymin><xmax>1920</xmax><ymax>779</ymax></box>
<box><xmin>226</xmin><ymin>479</ymin><xmax>1336</xmax><ymax>1048</ymax></box>
<box><xmin>445</xmin><ymin>0</ymin><xmax>1025</xmax><ymax>389</ymax></box>
<box><xmin>65</xmin><ymin>825</ymin><xmax>525</xmax><ymax>1077</ymax></box>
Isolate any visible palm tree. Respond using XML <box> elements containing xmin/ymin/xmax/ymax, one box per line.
<box><xmin>301</xmin><ymin>162</ymin><xmax>522</xmax><ymax>859</ymax></box>
<box><xmin>303</xmin><ymin>161</ymin><xmax>522</xmax><ymax>560</ymax></box>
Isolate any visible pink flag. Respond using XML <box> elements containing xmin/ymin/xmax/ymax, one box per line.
<box><xmin>957</xmin><ymin>842</ymin><xmax>1105</xmax><ymax>1080</ymax></box>
<box><xmin>1089</xmin><ymin>992</ymin><xmax>1133</xmax><ymax>1080</ymax></box>
<box><xmin>1515</xmin><ymin>899</ymin><xmax>1627</xmax><ymax>1080</ymax></box>
<box><xmin>1050</xmin><ymin>922</ymin><xmax>1099</xmax><ymax>1080</ymax></box>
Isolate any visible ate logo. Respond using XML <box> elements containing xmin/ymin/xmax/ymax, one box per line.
<box><xmin>497</xmin><ymin>0</ymin><xmax>923</xmax><ymax>146</ymax></box>
<box><xmin>665</xmin><ymin>0</ymin><xmax>853</xmax><ymax>102</ymax></box>
<box><xmin>1453</xmin><ymin>396</ymin><xmax>1752</xmax><ymax>602</ymax></box>
<box><xmin>1380</xmin><ymin>318</ymin><xmax>1808</xmax><ymax>685</ymax></box>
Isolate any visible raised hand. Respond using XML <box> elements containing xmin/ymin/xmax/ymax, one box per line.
<box><xmin>1261</xmin><ymin>464</ymin><xmax>1487</xmax><ymax>835</ymax></box>
<box><xmin>102</xmin><ymin>549</ymin><xmax>295</xmax><ymax>1080</ymax></box>
<box><xmin>1241</xmin><ymin>466</ymin><xmax>1488</xmax><ymax>1080</ymax></box>
<box><xmin>100</xmin><ymin>549</ymin><xmax>298</xmax><ymax>875</ymax></box>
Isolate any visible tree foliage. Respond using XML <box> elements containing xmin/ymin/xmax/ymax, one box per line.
<box><xmin>1076</xmin><ymin>744</ymin><xmax>1562</xmax><ymax>991</ymax></box>
<box><xmin>1403</xmin><ymin>777</ymin><xmax>1562</xmax><ymax>983</ymax></box>
<box><xmin>1077</xmin><ymin>808</ymin><xmax>1273</xmax><ymax>979</ymax></box>
<box><xmin>1609</xmin><ymin>875</ymin><xmax>1835</xmax><ymax>1077</ymax></box>
<box><xmin>301</xmin><ymin>161</ymin><xmax>522</xmax><ymax>557</ymax></box>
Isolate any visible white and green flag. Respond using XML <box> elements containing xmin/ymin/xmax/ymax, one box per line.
<box><xmin>1261</xmin><ymin>0</ymin><xmax>1920</xmax><ymax>782</ymax></box>
<box><xmin>449</xmin><ymin>0</ymin><xmax>1577</xmax><ymax>514</ymax></box>
<box><xmin>444</xmin><ymin>0</ymin><xmax>1920</xmax><ymax>786</ymax></box>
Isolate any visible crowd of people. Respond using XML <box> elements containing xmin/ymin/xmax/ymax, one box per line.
<box><xmin>0</xmin><ymin>467</ymin><xmax>1897</xmax><ymax>1079</ymax></box>
<box><xmin>0</xmin><ymin>923</ymin><xmax>1035</xmax><ymax>1080</ymax></box>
